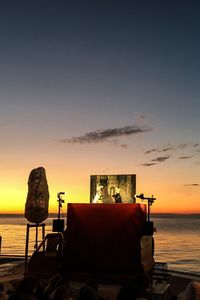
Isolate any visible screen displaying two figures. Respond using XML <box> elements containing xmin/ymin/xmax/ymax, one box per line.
<box><xmin>90</xmin><ymin>174</ymin><xmax>136</xmax><ymax>204</ymax></box>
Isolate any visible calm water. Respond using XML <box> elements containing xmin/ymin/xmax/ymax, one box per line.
<box><xmin>153</xmin><ymin>217</ymin><xmax>200</xmax><ymax>275</ymax></box>
<box><xmin>0</xmin><ymin>216</ymin><xmax>200</xmax><ymax>275</ymax></box>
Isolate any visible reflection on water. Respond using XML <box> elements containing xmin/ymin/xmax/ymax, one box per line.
<box><xmin>0</xmin><ymin>218</ymin><xmax>53</xmax><ymax>256</ymax></box>
<box><xmin>0</xmin><ymin>216</ymin><xmax>200</xmax><ymax>275</ymax></box>
<box><xmin>153</xmin><ymin>217</ymin><xmax>200</xmax><ymax>232</ymax></box>
<box><xmin>153</xmin><ymin>217</ymin><xmax>200</xmax><ymax>274</ymax></box>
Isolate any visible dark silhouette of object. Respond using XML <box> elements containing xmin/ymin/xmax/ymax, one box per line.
<box><xmin>7</xmin><ymin>279</ymin><xmax>21</xmax><ymax>300</ymax></box>
<box><xmin>50</xmin><ymin>284</ymin><xmax>72</xmax><ymax>300</ymax></box>
<box><xmin>135</xmin><ymin>193</ymin><xmax>156</xmax><ymax>222</ymax></box>
<box><xmin>78</xmin><ymin>286</ymin><xmax>98</xmax><ymax>300</ymax></box>
<box><xmin>86</xmin><ymin>279</ymin><xmax>98</xmax><ymax>292</ymax></box>
<box><xmin>116</xmin><ymin>273</ymin><xmax>149</xmax><ymax>300</ymax></box>
<box><xmin>86</xmin><ymin>279</ymin><xmax>106</xmax><ymax>300</ymax></box>
<box><xmin>13</xmin><ymin>276</ymin><xmax>38</xmax><ymax>300</ymax></box>
<box><xmin>46</xmin><ymin>236</ymin><xmax>60</xmax><ymax>253</ymax></box>
<box><xmin>116</xmin><ymin>286</ymin><xmax>137</xmax><ymax>300</ymax></box>
<box><xmin>43</xmin><ymin>273</ymin><xmax>63</xmax><ymax>300</ymax></box>
<box><xmin>112</xmin><ymin>192</ymin><xmax>122</xmax><ymax>203</ymax></box>
<box><xmin>0</xmin><ymin>282</ymin><xmax>7</xmax><ymax>300</ymax></box>
<box><xmin>57</xmin><ymin>192</ymin><xmax>65</xmax><ymax>220</ymax></box>
<box><xmin>24</xmin><ymin>167</ymin><xmax>49</xmax><ymax>271</ymax></box>
<box><xmin>52</xmin><ymin>192</ymin><xmax>65</xmax><ymax>233</ymax></box>
<box><xmin>25</xmin><ymin>167</ymin><xmax>49</xmax><ymax>224</ymax></box>
<box><xmin>0</xmin><ymin>283</ymin><xmax>4</xmax><ymax>292</ymax></box>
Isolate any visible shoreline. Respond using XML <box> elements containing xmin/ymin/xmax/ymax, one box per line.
<box><xmin>0</xmin><ymin>255</ymin><xmax>25</xmax><ymax>265</ymax></box>
<box><xmin>0</xmin><ymin>261</ymin><xmax>24</xmax><ymax>294</ymax></box>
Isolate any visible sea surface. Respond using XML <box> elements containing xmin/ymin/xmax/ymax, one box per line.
<box><xmin>0</xmin><ymin>215</ymin><xmax>200</xmax><ymax>275</ymax></box>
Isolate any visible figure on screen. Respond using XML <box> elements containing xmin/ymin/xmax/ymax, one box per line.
<box><xmin>93</xmin><ymin>185</ymin><xmax>103</xmax><ymax>203</ymax></box>
<box><xmin>112</xmin><ymin>188</ymin><xmax>122</xmax><ymax>203</ymax></box>
<box><xmin>90</xmin><ymin>174</ymin><xmax>136</xmax><ymax>203</ymax></box>
<box><xmin>101</xmin><ymin>185</ymin><xmax>113</xmax><ymax>203</ymax></box>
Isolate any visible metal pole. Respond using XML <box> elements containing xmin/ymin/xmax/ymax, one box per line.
<box><xmin>35</xmin><ymin>224</ymin><xmax>38</xmax><ymax>249</ymax></box>
<box><xmin>58</xmin><ymin>202</ymin><xmax>61</xmax><ymax>219</ymax></box>
<box><xmin>148</xmin><ymin>200</ymin><xmax>150</xmax><ymax>222</ymax></box>
<box><xmin>42</xmin><ymin>223</ymin><xmax>45</xmax><ymax>251</ymax></box>
<box><xmin>25</xmin><ymin>224</ymin><xmax>30</xmax><ymax>272</ymax></box>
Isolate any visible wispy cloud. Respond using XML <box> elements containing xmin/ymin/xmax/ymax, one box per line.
<box><xmin>143</xmin><ymin>143</ymin><xmax>200</xmax><ymax>167</ymax></box>
<box><xmin>159</xmin><ymin>146</ymin><xmax>175</xmax><ymax>152</ymax></box>
<box><xmin>120</xmin><ymin>144</ymin><xmax>128</xmax><ymax>148</ymax></box>
<box><xmin>144</xmin><ymin>143</ymin><xmax>190</xmax><ymax>155</ymax></box>
<box><xmin>144</xmin><ymin>148</ymin><xmax>158</xmax><ymax>154</ymax></box>
<box><xmin>142</xmin><ymin>155</ymin><xmax>170</xmax><ymax>167</ymax></box>
<box><xmin>142</xmin><ymin>162</ymin><xmax>157</xmax><ymax>167</ymax></box>
<box><xmin>152</xmin><ymin>155</ymin><xmax>170</xmax><ymax>163</ymax></box>
<box><xmin>184</xmin><ymin>183</ymin><xmax>200</xmax><ymax>186</ymax></box>
<box><xmin>60</xmin><ymin>124</ymin><xmax>152</xmax><ymax>144</ymax></box>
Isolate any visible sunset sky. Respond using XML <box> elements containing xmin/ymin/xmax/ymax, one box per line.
<box><xmin>0</xmin><ymin>1</ymin><xmax>200</xmax><ymax>214</ymax></box>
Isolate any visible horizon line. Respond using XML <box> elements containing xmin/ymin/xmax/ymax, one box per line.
<box><xmin>0</xmin><ymin>212</ymin><xmax>200</xmax><ymax>217</ymax></box>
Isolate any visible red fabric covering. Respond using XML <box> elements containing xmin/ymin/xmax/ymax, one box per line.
<box><xmin>64</xmin><ymin>204</ymin><xmax>146</xmax><ymax>280</ymax></box>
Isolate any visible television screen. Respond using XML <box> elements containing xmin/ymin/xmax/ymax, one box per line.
<box><xmin>90</xmin><ymin>174</ymin><xmax>136</xmax><ymax>204</ymax></box>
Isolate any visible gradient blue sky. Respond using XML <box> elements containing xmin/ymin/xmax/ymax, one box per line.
<box><xmin>0</xmin><ymin>1</ymin><xmax>200</xmax><ymax>213</ymax></box>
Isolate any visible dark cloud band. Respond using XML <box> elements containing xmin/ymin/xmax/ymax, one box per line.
<box><xmin>144</xmin><ymin>143</ymin><xmax>190</xmax><ymax>155</ymax></box>
<box><xmin>142</xmin><ymin>155</ymin><xmax>170</xmax><ymax>167</ymax></box>
<box><xmin>152</xmin><ymin>155</ymin><xmax>170</xmax><ymax>163</ymax></box>
<box><xmin>60</xmin><ymin>125</ymin><xmax>152</xmax><ymax>144</ymax></box>
<box><xmin>184</xmin><ymin>183</ymin><xmax>200</xmax><ymax>186</ymax></box>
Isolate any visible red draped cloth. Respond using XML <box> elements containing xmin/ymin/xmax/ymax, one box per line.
<box><xmin>63</xmin><ymin>203</ymin><xmax>146</xmax><ymax>283</ymax></box>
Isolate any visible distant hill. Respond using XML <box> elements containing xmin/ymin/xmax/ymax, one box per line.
<box><xmin>151</xmin><ymin>213</ymin><xmax>200</xmax><ymax>219</ymax></box>
<box><xmin>0</xmin><ymin>213</ymin><xmax>66</xmax><ymax>218</ymax></box>
<box><xmin>0</xmin><ymin>212</ymin><xmax>199</xmax><ymax>219</ymax></box>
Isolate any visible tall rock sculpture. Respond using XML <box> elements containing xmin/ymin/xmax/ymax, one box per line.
<box><xmin>25</xmin><ymin>167</ymin><xmax>49</xmax><ymax>223</ymax></box>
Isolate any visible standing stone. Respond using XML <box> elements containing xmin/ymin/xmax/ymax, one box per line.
<box><xmin>25</xmin><ymin>167</ymin><xmax>49</xmax><ymax>223</ymax></box>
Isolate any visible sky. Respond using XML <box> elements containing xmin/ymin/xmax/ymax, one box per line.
<box><xmin>0</xmin><ymin>1</ymin><xmax>200</xmax><ymax>214</ymax></box>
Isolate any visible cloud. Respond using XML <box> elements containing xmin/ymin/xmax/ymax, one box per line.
<box><xmin>144</xmin><ymin>143</ymin><xmax>189</xmax><ymax>155</ymax></box>
<box><xmin>142</xmin><ymin>155</ymin><xmax>170</xmax><ymax>167</ymax></box>
<box><xmin>144</xmin><ymin>148</ymin><xmax>158</xmax><ymax>154</ymax></box>
<box><xmin>142</xmin><ymin>143</ymin><xmax>199</xmax><ymax>167</ymax></box>
<box><xmin>142</xmin><ymin>162</ymin><xmax>157</xmax><ymax>167</ymax></box>
<box><xmin>144</xmin><ymin>143</ymin><xmax>200</xmax><ymax>158</ymax></box>
<box><xmin>152</xmin><ymin>155</ymin><xmax>170</xmax><ymax>163</ymax></box>
<box><xmin>120</xmin><ymin>144</ymin><xmax>128</xmax><ymax>148</ymax></box>
<box><xmin>144</xmin><ymin>144</ymin><xmax>174</xmax><ymax>155</ymax></box>
<box><xmin>184</xmin><ymin>183</ymin><xmax>200</xmax><ymax>186</ymax></box>
<box><xmin>159</xmin><ymin>146</ymin><xmax>175</xmax><ymax>152</ymax></box>
<box><xmin>60</xmin><ymin>124</ymin><xmax>152</xmax><ymax>144</ymax></box>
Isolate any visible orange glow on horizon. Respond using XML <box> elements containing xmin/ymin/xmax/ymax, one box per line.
<box><xmin>0</xmin><ymin>168</ymin><xmax>200</xmax><ymax>215</ymax></box>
